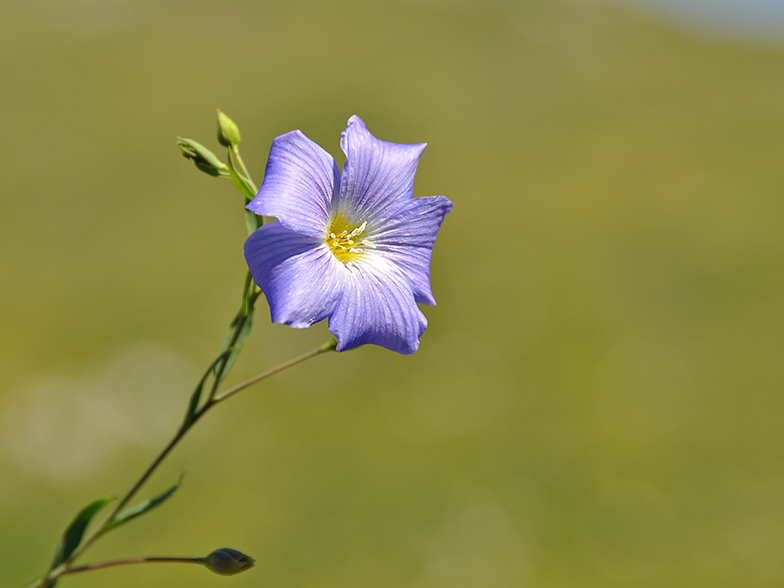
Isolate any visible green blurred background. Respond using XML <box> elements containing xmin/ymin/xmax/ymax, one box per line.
<box><xmin>2</xmin><ymin>0</ymin><xmax>784</xmax><ymax>586</ymax></box>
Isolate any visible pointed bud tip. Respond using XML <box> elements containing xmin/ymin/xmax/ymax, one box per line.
<box><xmin>204</xmin><ymin>548</ymin><xmax>255</xmax><ymax>576</ymax></box>
<box><xmin>177</xmin><ymin>137</ymin><xmax>229</xmax><ymax>177</ymax></box>
<box><xmin>217</xmin><ymin>109</ymin><xmax>241</xmax><ymax>148</ymax></box>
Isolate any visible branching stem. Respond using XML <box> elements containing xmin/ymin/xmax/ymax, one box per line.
<box><xmin>232</xmin><ymin>146</ymin><xmax>257</xmax><ymax>193</ymax></box>
<box><xmin>27</xmin><ymin>330</ymin><xmax>336</xmax><ymax>588</ymax></box>
<box><xmin>23</xmin><ymin>125</ymin><xmax>337</xmax><ymax>588</ymax></box>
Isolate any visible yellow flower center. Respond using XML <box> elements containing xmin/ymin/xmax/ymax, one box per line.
<box><xmin>326</xmin><ymin>215</ymin><xmax>375</xmax><ymax>263</ymax></box>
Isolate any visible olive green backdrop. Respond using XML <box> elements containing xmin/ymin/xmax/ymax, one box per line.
<box><xmin>2</xmin><ymin>0</ymin><xmax>783</xmax><ymax>586</ymax></box>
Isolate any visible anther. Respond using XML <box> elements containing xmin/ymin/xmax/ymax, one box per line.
<box><xmin>326</xmin><ymin>218</ymin><xmax>372</xmax><ymax>262</ymax></box>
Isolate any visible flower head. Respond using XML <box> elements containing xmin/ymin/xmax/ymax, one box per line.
<box><xmin>244</xmin><ymin>115</ymin><xmax>452</xmax><ymax>354</ymax></box>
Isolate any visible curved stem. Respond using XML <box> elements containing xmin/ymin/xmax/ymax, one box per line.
<box><xmin>213</xmin><ymin>338</ymin><xmax>337</xmax><ymax>404</ymax></box>
<box><xmin>61</xmin><ymin>557</ymin><xmax>205</xmax><ymax>576</ymax></box>
<box><xmin>206</xmin><ymin>278</ymin><xmax>260</xmax><ymax>405</ymax></box>
<box><xmin>232</xmin><ymin>146</ymin><xmax>257</xmax><ymax>193</ymax></box>
<box><xmin>114</xmin><ymin>430</ymin><xmax>187</xmax><ymax>516</ymax></box>
<box><xmin>27</xmin><ymin>338</ymin><xmax>336</xmax><ymax>588</ymax></box>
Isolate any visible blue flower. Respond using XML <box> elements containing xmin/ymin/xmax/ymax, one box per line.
<box><xmin>244</xmin><ymin>115</ymin><xmax>452</xmax><ymax>354</ymax></box>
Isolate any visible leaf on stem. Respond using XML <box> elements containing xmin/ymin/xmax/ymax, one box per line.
<box><xmin>50</xmin><ymin>497</ymin><xmax>115</xmax><ymax>570</ymax></box>
<box><xmin>213</xmin><ymin>307</ymin><xmax>255</xmax><ymax>383</ymax></box>
<box><xmin>226</xmin><ymin>148</ymin><xmax>260</xmax><ymax>235</ymax></box>
<box><xmin>227</xmin><ymin>149</ymin><xmax>256</xmax><ymax>200</ymax></box>
<box><xmin>101</xmin><ymin>479</ymin><xmax>181</xmax><ymax>534</ymax></box>
<box><xmin>184</xmin><ymin>349</ymin><xmax>233</xmax><ymax>427</ymax></box>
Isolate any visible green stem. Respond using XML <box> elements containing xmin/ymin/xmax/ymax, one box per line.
<box><xmin>27</xmin><ymin>338</ymin><xmax>336</xmax><ymax>588</ymax></box>
<box><xmin>213</xmin><ymin>338</ymin><xmax>337</xmax><ymax>404</ymax></box>
<box><xmin>231</xmin><ymin>146</ymin><xmax>257</xmax><ymax>193</ymax></box>
<box><xmin>26</xmin><ymin>123</ymin><xmax>274</xmax><ymax>588</ymax></box>
<box><xmin>61</xmin><ymin>557</ymin><xmax>206</xmax><ymax>576</ymax></box>
<box><xmin>205</xmin><ymin>275</ymin><xmax>260</xmax><ymax>404</ymax></box>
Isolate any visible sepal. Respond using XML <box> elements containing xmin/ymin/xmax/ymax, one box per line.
<box><xmin>177</xmin><ymin>137</ymin><xmax>229</xmax><ymax>177</ymax></box>
<box><xmin>217</xmin><ymin>110</ymin><xmax>241</xmax><ymax>148</ymax></box>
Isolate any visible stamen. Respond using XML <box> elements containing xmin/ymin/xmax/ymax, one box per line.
<box><xmin>326</xmin><ymin>217</ymin><xmax>372</xmax><ymax>262</ymax></box>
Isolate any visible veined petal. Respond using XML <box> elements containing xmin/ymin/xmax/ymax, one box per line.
<box><xmin>368</xmin><ymin>195</ymin><xmax>453</xmax><ymax>305</ymax></box>
<box><xmin>244</xmin><ymin>222</ymin><xmax>343</xmax><ymax>328</ymax></box>
<box><xmin>334</xmin><ymin>115</ymin><xmax>426</xmax><ymax>223</ymax></box>
<box><xmin>243</xmin><ymin>115</ymin><xmax>451</xmax><ymax>356</ymax></box>
<box><xmin>328</xmin><ymin>258</ymin><xmax>427</xmax><ymax>355</ymax></box>
<box><xmin>247</xmin><ymin>130</ymin><xmax>339</xmax><ymax>238</ymax></box>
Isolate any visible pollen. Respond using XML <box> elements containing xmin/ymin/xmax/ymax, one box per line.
<box><xmin>326</xmin><ymin>215</ymin><xmax>375</xmax><ymax>262</ymax></box>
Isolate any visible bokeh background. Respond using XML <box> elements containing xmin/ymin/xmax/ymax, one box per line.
<box><xmin>2</xmin><ymin>0</ymin><xmax>784</xmax><ymax>586</ymax></box>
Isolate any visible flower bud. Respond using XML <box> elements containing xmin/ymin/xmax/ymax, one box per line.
<box><xmin>177</xmin><ymin>137</ymin><xmax>229</xmax><ymax>177</ymax></box>
<box><xmin>204</xmin><ymin>548</ymin><xmax>255</xmax><ymax>576</ymax></box>
<box><xmin>217</xmin><ymin>110</ymin><xmax>241</xmax><ymax>148</ymax></box>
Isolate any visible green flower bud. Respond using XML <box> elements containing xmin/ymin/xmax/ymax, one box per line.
<box><xmin>177</xmin><ymin>137</ymin><xmax>229</xmax><ymax>177</ymax></box>
<box><xmin>204</xmin><ymin>548</ymin><xmax>255</xmax><ymax>576</ymax></box>
<box><xmin>217</xmin><ymin>110</ymin><xmax>241</xmax><ymax>148</ymax></box>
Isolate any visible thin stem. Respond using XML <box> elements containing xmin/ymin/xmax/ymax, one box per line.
<box><xmin>213</xmin><ymin>338</ymin><xmax>337</xmax><ymax>405</ymax></box>
<box><xmin>230</xmin><ymin>146</ymin><xmax>263</xmax><ymax>232</ymax></box>
<box><xmin>232</xmin><ymin>146</ymin><xmax>257</xmax><ymax>193</ymax></box>
<box><xmin>114</xmin><ymin>429</ymin><xmax>187</xmax><ymax>515</ymax></box>
<box><xmin>26</xmin><ymin>339</ymin><xmax>336</xmax><ymax>588</ymax></box>
<box><xmin>206</xmin><ymin>281</ymin><xmax>260</xmax><ymax>405</ymax></box>
<box><xmin>65</xmin><ymin>281</ymin><xmax>260</xmax><ymax>565</ymax></box>
<box><xmin>61</xmin><ymin>557</ymin><xmax>205</xmax><ymax>576</ymax></box>
<box><xmin>183</xmin><ymin>350</ymin><xmax>233</xmax><ymax>429</ymax></box>
<box><xmin>61</xmin><ymin>427</ymin><xmax>191</xmax><ymax>572</ymax></box>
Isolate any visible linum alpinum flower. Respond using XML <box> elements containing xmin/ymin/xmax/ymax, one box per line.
<box><xmin>244</xmin><ymin>115</ymin><xmax>452</xmax><ymax>354</ymax></box>
<box><xmin>25</xmin><ymin>110</ymin><xmax>453</xmax><ymax>588</ymax></box>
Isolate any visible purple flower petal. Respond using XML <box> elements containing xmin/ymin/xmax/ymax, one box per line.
<box><xmin>328</xmin><ymin>258</ymin><xmax>428</xmax><ymax>355</ymax></box>
<box><xmin>247</xmin><ymin>130</ymin><xmax>339</xmax><ymax>238</ymax></box>
<box><xmin>368</xmin><ymin>195</ymin><xmax>453</xmax><ymax>305</ymax></box>
<box><xmin>244</xmin><ymin>115</ymin><xmax>451</xmax><ymax>355</ymax></box>
<box><xmin>334</xmin><ymin>115</ymin><xmax>426</xmax><ymax>223</ymax></box>
<box><xmin>244</xmin><ymin>221</ymin><xmax>343</xmax><ymax>328</ymax></box>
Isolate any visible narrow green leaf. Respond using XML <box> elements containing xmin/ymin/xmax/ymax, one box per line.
<box><xmin>213</xmin><ymin>308</ymin><xmax>255</xmax><ymax>382</ymax></box>
<box><xmin>183</xmin><ymin>349</ymin><xmax>233</xmax><ymax>426</ymax></box>
<box><xmin>102</xmin><ymin>479</ymin><xmax>181</xmax><ymax>534</ymax></box>
<box><xmin>51</xmin><ymin>497</ymin><xmax>114</xmax><ymax>569</ymax></box>
<box><xmin>227</xmin><ymin>149</ymin><xmax>256</xmax><ymax>200</ymax></box>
